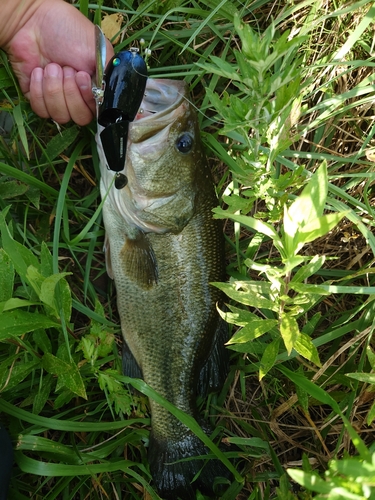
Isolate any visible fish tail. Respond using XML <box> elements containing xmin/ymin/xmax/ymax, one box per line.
<box><xmin>148</xmin><ymin>430</ymin><xmax>232</xmax><ymax>500</ymax></box>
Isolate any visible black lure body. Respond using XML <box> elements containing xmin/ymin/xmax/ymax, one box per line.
<box><xmin>98</xmin><ymin>49</ymin><xmax>147</xmax><ymax>174</ymax></box>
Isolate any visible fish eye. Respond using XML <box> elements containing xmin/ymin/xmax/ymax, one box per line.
<box><xmin>176</xmin><ymin>133</ymin><xmax>193</xmax><ymax>154</ymax></box>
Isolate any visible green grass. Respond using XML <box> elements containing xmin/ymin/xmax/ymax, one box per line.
<box><xmin>1</xmin><ymin>0</ymin><xmax>375</xmax><ymax>498</ymax></box>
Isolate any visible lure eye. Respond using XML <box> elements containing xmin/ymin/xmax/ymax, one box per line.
<box><xmin>176</xmin><ymin>133</ymin><xmax>193</xmax><ymax>154</ymax></box>
<box><xmin>112</xmin><ymin>57</ymin><xmax>121</xmax><ymax>67</ymax></box>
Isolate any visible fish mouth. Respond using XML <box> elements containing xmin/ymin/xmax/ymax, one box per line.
<box><xmin>129</xmin><ymin>79</ymin><xmax>188</xmax><ymax>147</ymax></box>
<box><xmin>136</xmin><ymin>79</ymin><xmax>187</xmax><ymax>121</ymax></box>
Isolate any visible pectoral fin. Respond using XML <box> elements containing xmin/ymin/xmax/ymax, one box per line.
<box><xmin>120</xmin><ymin>231</ymin><xmax>158</xmax><ymax>288</ymax></box>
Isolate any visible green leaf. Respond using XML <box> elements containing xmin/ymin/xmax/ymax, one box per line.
<box><xmin>26</xmin><ymin>265</ymin><xmax>44</xmax><ymax>298</ymax></box>
<box><xmin>205</xmin><ymin>57</ymin><xmax>239</xmax><ymax>80</ymax></box>
<box><xmin>57</xmin><ymin>276</ymin><xmax>72</xmax><ymax>323</ymax></box>
<box><xmin>0</xmin><ymin>248</ymin><xmax>14</xmax><ymax>301</ymax></box>
<box><xmin>0</xmin><ymin>310</ymin><xmax>60</xmax><ymax>340</ymax></box>
<box><xmin>15</xmin><ymin>451</ymin><xmax>145</xmax><ymax>477</ymax></box>
<box><xmin>79</xmin><ymin>337</ymin><xmax>96</xmax><ymax>363</ymax></box>
<box><xmin>33</xmin><ymin>375</ymin><xmax>53</xmax><ymax>415</ymax></box>
<box><xmin>226</xmin><ymin>437</ymin><xmax>269</xmax><ymax>449</ymax></box>
<box><xmin>0</xmin><ymin>360</ymin><xmax>40</xmax><ymax>392</ymax></box>
<box><xmin>54</xmin><ymin>390</ymin><xmax>75</xmax><ymax>410</ymax></box>
<box><xmin>13</xmin><ymin>104</ymin><xmax>29</xmax><ymax>159</ymax></box>
<box><xmin>367</xmin><ymin>400</ymin><xmax>375</xmax><ymax>425</ymax></box>
<box><xmin>25</xmin><ymin>186</ymin><xmax>40</xmax><ymax>209</ymax></box>
<box><xmin>213</xmin><ymin>281</ymin><xmax>278</xmax><ymax>311</ymax></box>
<box><xmin>40</xmin><ymin>273</ymin><xmax>72</xmax><ymax>312</ymax></box>
<box><xmin>17</xmin><ymin>433</ymin><xmax>83</xmax><ymax>464</ymax></box>
<box><xmin>0</xmin><ymin>67</ymin><xmax>14</xmax><ymax>88</ymax></box>
<box><xmin>366</xmin><ymin>346</ymin><xmax>375</xmax><ymax>370</ymax></box>
<box><xmin>290</xmin><ymin>283</ymin><xmax>375</xmax><ymax>295</ymax></box>
<box><xmin>234</xmin><ymin>12</ymin><xmax>260</xmax><ymax>61</ymax></box>
<box><xmin>331</xmin><ymin>456</ymin><xmax>375</xmax><ymax>478</ymax></box>
<box><xmin>282</xmin><ymin>163</ymin><xmax>347</xmax><ymax>256</ymax></box>
<box><xmin>259</xmin><ymin>338</ymin><xmax>280</xmax><ymax>380</ymax></box>
<box><xmin>0</xmin><ymin>180</ymin><xmax>29</xmax><ymax>199</ymax></box>
<box><xmin>291</xmin><ymin>255</ymin><xmax>326</xmax><ymax>283</ymax></box>
<box><xmin>287</xmin><ymin>469</ymin><xmax>332</xmax><ymax>494</ymax></box>
<box><xmin>297</xmin><ymin>211</ymin><xmax>348</xmax><ymax>249</ymax></box>
<box><xmin>279</xmin><ymin>366</ymin><xmax>341</xmax><ymax>412</ymax></box>
<box><xmin>213</xmin><ymin>207</ymin><xmax>285</xmax><ymax>256</ymax></box>
<box><xmin>227</xmin><ymin>319</ymin><xmax>278</xmax><ymax>344</ymax></box>
<box><xmin>33</xmin><ymin>329</ymin><xmax>52</xmax><ymax>354</ymax></box>
<box><xmin>345</xmin><ymin>372</ymin><xmax>375</xmax><ymax>384</ymax></box>
<box><xmin>283</xmin><ymin>201</ymin><xmax>298</xmax><ymax>256</ymax></box>
<box><xmin>98</xmin><ymin>372</ymin><xmax>133</xmax><ymax>415</ymax></box>
<box><xmin>289</xmin><ymin>162</ymin><xmax>328</xmax><ymax>227</ymax></box>
<box><xmin>42</xmin><ymin>353</ymin><xmax>87</xmax><ymax>399</ymax></box>
<box><xmin>294</xmin><ymin>333</ymin><xmax>321</xmax><ymax>367</ymax></box>
<box><xmin>295</xmin><ymin>383</ymin><xmax>309</xmax><ymax>412</ymax></box>
<box><xmin>0</xmin><ymin>211</ymin><xmax>39</xmax><ymax>278</ymax></box>
<box><xmin>218</xmin><ymin>304</ymin><xmax>260</xmax><ymax>326</ymax></box>
<box><xmin>40</xmin><ymin>242</ymin><xmax>53</xmax><ymax>277</ymax></box>
<box><xmin>41</xmin><ymin>126</ymin><xmax>79</xmax><ymax>163</ymax></box>
<box><xmin>0</xmin><ymin>298</ymin><xmax>40</xmax><ymax>313</ymax></box>
<box><xmin>0</xmin><ymin>398</ymin><xmax>147</xmax><ymax>431</ymax></box>
<box><xmin>280</xmin><ymin>312</ymin><xmax>300</xmax><ymax>355</ymax></box>
<box><xmin>288</xmin><ymin>282</ymin><xmax>332</xmax><ymax>295</ymax></box>
<box><xmin>204</xmin><ymin>0</ymin><xmax>237</xmax><ymax>20</ymax></box>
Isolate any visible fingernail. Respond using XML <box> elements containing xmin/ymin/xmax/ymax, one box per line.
<box><xmin>46</xmin><ymin>64</ymin><xmax>60</xmax><ymax>78</ymax></box>
<box><xmin>76</xmin><ymin>72</ymin><xmax>90</xmax><ymax>91</ymax></box>
<box><xmin>32</xmin><ymin>67</ymin><xmax>43</xmax><ymax>82</ymax></box>
<box><xmin>63</xmin><ymin>66</ymin><xmax>75</xmax><ymax>79</ymax></box>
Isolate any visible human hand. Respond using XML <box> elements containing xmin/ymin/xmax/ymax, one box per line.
<box><xmin>1</xmin><ymin>0</ymin><xmax>114</xmax><ymax>125</ymax></box>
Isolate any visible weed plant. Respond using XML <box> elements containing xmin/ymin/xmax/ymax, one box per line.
<box><xmin>1</xmin><ymin>0</ymin><xmax>375</xmax><ymax>499</ymax></box>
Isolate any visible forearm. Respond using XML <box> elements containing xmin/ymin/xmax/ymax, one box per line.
<box><xmin>0</xmin><ymin>0</ymin><xmax>48</xmax><ymax>48</ymax></box>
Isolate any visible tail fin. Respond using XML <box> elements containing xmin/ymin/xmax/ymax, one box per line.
<box><xmin>148</xmin><ymin>430</ymin><xmax>232</xmax><ymax>500</ymax></box>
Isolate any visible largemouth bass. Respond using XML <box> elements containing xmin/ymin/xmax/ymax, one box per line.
<box><xmin>96</xmin><ymin>58</ymin><xmax>231</xmax><ymax>498</ymax></box>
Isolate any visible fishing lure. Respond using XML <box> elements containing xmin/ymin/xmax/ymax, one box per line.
<box><xmin>93</xmin><ymin>26</ymin><xmax>148</xmax><ymax>179</ymax></box>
